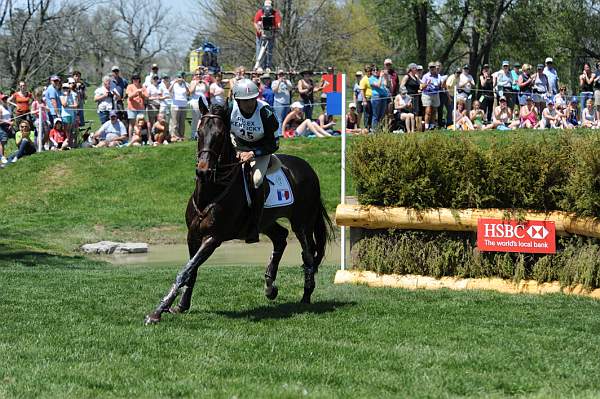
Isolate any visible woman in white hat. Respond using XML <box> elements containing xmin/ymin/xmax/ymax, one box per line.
<box><xmin>281</xmin><ymin>101</ymin><xmax>331</xmax><ymax>138</ymax></box>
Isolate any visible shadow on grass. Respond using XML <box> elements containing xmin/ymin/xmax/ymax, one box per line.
<box><xmin>214</xmin><ymin>300</ymin><xmax>356</xmax><ymax>321</ymax></box>
<box><xmin>0</xmin><ymin>242</ymin><xmax>101</xmax><ymax>269</ymax></box>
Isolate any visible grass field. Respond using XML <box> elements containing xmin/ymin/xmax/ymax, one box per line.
<box><xmin>3</xmin><ymin>129</ymin><xmax>600</xmax><ymax>398</ymax></box>
<box><xmin>2</xmin><ymin>254</ymin><xmax>600</xmax><ymax>399</ymax></box>
<box><xmin>0</xmin><ymin>137</ymin><xmax>347</xmax><ymax>254</ymax></box>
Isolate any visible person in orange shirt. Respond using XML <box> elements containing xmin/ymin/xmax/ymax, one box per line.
<box><xmin>10</xmin><ymin>81</ymin><xmax>32</xmax><ymax>128</ymax></box>
<box><xmin>126</xmin><ymin>74</ymin><xmax>148</xmax><ymax>139</ymax></box>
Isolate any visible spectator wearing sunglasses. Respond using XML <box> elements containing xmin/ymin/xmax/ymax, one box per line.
<box><xmin>7</xmin><ymin>120</ymin><xmax>36</xmax><ymax>163</ymax></box>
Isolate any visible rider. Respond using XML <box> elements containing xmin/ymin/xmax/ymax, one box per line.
<box><xmin>230</xmin><ymin>78</ymin><xmax>279</xmax><ymax>243</ymax></box>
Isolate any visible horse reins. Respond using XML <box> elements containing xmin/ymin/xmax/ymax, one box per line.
<box><xmin>192</xmin><ymin>113</ymin><xmax>245</xmax><ymax>219</ymax></box>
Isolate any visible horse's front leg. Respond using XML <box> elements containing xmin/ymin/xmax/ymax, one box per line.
<box><xmin>145</xmin><ymin>236</ymin><xmax>220</xmax><ymax>325</ymax></box>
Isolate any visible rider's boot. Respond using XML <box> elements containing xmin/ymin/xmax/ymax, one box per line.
<box><xmin>246</xmin><ymin>182</ymin><xmax>265</xmax><ymax>244</ymax></box>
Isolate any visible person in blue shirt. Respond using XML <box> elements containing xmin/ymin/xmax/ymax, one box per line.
<box><xmin>368</xmin><ymin>65</ymin><xmax>391</xmax><ymax>130</ymax></box>
<box><xmin>109</xmin><ymin>66</ymin><xmax>128</xmax><ymax>120</ymax></box>
<box><xmin>44</xmin><ymin>75</ymin><xmax>62</xmax><ymax>125</ymax></box>
<box><xmin>260</xmin><ymin>73</ymin><xmax>274</xmax><ymax>106</ymax></box>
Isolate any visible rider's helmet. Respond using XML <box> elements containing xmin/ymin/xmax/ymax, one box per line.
<box><xmin>233</xmin><ymin>78</ymin><xmax>260</xmax><ymax>100</ymax></box>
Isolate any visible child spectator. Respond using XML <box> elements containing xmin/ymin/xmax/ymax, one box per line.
<box><xmin>7</xmin><ymin>120</ymin><xmax>36</xmax><ymax>163</ymax></box>
<box><xmin>49</xmin><ymin>119</ymin><xmax>69</xmax><ymax>150</ymax></box>
<box><xmin>469</xmin><ymin>100</ymin><xmax>486</xmax><ymax>129</ymax></box>
<box><xmin>519</xmin><ymin>96</ymin><xmax>539</xmax><ymax>129</ymax></box>
<box><xmin>128</xmin><ymin>114</ymin><xmax>151</xmax><ymax>146</ymax></box>
<box><xmin>152</xmin><ymin>113</ymin><xmax>169</xmax><ymax>145</ymax></box>
<box><xmin>32</xmin><ymin>87</ymin><xmax>50</xmax><ymax>149</ymax></box>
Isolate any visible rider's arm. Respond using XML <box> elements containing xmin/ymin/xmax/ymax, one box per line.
<box><xmin>253</xmin><ymin>106</ymin><xmax>279</xmax><ymax>157</ymax></box>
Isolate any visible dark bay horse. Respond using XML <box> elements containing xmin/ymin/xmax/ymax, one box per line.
<box><xmin>145</xmin><ymin>105</ymin><xmax>333</xmax><ymax>324</ymax></box>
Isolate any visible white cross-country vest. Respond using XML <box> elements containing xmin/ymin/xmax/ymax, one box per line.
<box><xmin>230</xmin><ymin>100</ymin><xmax>268</xmax><ymax>143</ymax></box>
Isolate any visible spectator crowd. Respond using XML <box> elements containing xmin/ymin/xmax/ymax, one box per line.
<box><xmin>2</xmin><ymin>56</ymin><xmax>600</xmax><ymax>166</ymax></box>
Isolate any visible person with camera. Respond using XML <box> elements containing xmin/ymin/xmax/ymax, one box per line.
<box><xmin>109</xmin><ymin>66</ymin><xmax>127</xmax><ymax>122</ymax></box>
<box><xmin>169</xmin><ymin>71</ymin><xmax>190</xmax><ymax>141</ymax></box>
<box><xmin>71</xmin><ymin>71</ymin><xmax>86</xmax><ymax>126</ymax></box>
<box><xmin>126</xmin><ymin>74</ymin><xmax>148</xmax><ymax>139</ymax></box>
<box><xmin>254</xmin><ymin>0</ymin><xmax>281</xmax><ymax>69</ymax></box>
<box><xmin>272</xmin><ymin>69</ymin><xmax>292</xmax><ymax>136</ymax></box>
<box><xmin>94</xmin><ymin>76</ymin><xmax>113</xmax><ymax>124</ymax></box>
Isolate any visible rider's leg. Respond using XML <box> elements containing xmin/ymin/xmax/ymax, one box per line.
<box><xmin>246</xmin><ymin>155</ymin><xmax>270</xmax><ymax>243</ymax></box>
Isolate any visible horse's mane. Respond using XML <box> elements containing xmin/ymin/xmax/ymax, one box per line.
<box><xmin>209</xmin><ymin>103</ymin><xmax>230</xmax><ymax>128</ymax></box>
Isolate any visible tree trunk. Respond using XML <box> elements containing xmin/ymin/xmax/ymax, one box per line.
<box><xmin>414</xmin><ymin>1</ymin><xmax>428</xmax><ymax>66</ymax></box>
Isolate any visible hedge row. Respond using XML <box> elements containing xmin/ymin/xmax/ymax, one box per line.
<box><xmin>349</xmin><ymin>131</ymin><xmax>600</xmax><ymax>217</ymax></box>
<box><xmin>354</xmin><ymin>231</ymin><xmax>600</xmax><ymax>289</ymax></box>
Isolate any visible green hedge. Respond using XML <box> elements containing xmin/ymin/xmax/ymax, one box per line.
<box><xmin>349</xmin><ymin>131</ymin><xmax>600</xmax><ymax>287</ymax></box>
<box><xmin>349</xmin><ymin>131</ymin><xmax>600</xmax><ymax>217</ymax></box>
<box><xmin>354</xmin><ymin>231</ymin><xmax>600</xmax><ymax>289</ymax></box>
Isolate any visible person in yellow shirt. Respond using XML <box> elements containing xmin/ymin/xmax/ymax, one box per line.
<box><xmin>359</xmin><ymin>64</ymin><xmax>373</xmax><ymax>131</ymax></box>
<box><xmin>6</xmin><ymin>121</ymin><xmax>36</xmax><ymax>163</ymax></box>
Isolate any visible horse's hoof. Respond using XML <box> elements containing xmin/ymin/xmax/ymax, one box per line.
<box><xmin>144</xmin><ymin>313</ymin><xmax>161</xmax><ymax>325</ymax></box>
<box><xmin>169</xmin><ymin>305</ymin><xmax>188</xmax><ymax>314</ymax></box>
<box><xmin>265</xmin><ymin>285</ymin><xmax>279</xmax><ymax>300</ymax></box>
<box><xmin>300</xmin><ymin>296</ymin><xmax>311</xmax><ymax>304</ymax></box>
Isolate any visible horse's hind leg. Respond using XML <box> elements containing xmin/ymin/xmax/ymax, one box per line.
<box><xmin>294</xmin><ymin>228</ymin><xmax>317</xmax><ymax>304</ymax></box>
<box><xmin>263</xmin><ymin>222</ymin><xmax>288</xmax><ymax>300</ymax></box>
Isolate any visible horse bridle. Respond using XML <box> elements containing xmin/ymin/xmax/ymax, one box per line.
<box><xmin>196</xmin><ymin>113</ymin><xmax>245</xmax><ymax>177</ymax></box>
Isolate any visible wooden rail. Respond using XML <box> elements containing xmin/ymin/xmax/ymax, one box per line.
<box><xmin>335</xmin><ymin>204</ymin><xmax>600</xmax><ymax>239</ymax></box>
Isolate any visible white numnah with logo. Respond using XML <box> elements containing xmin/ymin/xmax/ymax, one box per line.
<box><xmin>264</xmin><ymin>169</ymin><xmax>294</xmax><ymax>208</ymax></box>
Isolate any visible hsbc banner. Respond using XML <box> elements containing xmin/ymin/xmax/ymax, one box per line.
<box><xmin>477</xmin><ymin>218</ymin><xmax>556</xmax><ymax>254</ymax></box>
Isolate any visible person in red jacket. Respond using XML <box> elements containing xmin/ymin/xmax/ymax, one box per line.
<box><xmin>254</xmin><ymin>0</ymin><xmax>281</xmax><ymax>69</ymax></box>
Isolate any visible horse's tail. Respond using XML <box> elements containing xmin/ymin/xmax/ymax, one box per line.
<box><xmin>314</xmin><ymin>198</ymin><xmax>335</xmax><ymax>269</ymax></box>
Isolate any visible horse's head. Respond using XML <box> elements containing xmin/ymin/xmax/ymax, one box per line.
<box><xmin>196</xmin><ymin>104</ymin><xmax>231</xmax><ymax>178</ymax></box>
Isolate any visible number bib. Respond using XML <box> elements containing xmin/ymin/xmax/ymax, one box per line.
<box><xmin>230</xmin><ymin>99</ymin><xmax>268</xmax><ymax>142</ymax></box>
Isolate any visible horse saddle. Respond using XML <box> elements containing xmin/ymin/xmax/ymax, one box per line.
<box><xmin>242</xmin><ymin>155</ymin><xmax>295</xmax><ymax>208</ymax></box>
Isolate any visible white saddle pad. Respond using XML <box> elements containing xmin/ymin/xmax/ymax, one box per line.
<box><xmin>264</xmin><ymin>168</ymin><xmax>294</xmax><ymax>208</ymax></box>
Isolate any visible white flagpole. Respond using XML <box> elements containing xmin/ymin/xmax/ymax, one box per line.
<box><xmin>453</xmin><ymin>85</ymin><xmax>458</xmax><ymax>131</ymax></box>
<box><xmin>341</xmin><ymin>74</ymin><xmax>347</xmax><ymax>270</ymax></box>
<box><xmin>38</xmin><ymin>104</ymin><xmax>43</xmax><ymax>150</ymax></box>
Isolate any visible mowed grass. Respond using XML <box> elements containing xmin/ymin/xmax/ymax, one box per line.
<box><xmin>0</xmin><ymin>137</ymin><xmax>347</xmax><ymax>253</ymax></box>
<box><xmin>2</xmin><ymin>253</ymin><xmax>600</xmax><ymax>398</ymax></box>
<box><xmin>3</xmin><ymin>128</ymin><xmax>600</xmax><ymax>398</ymax></box>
